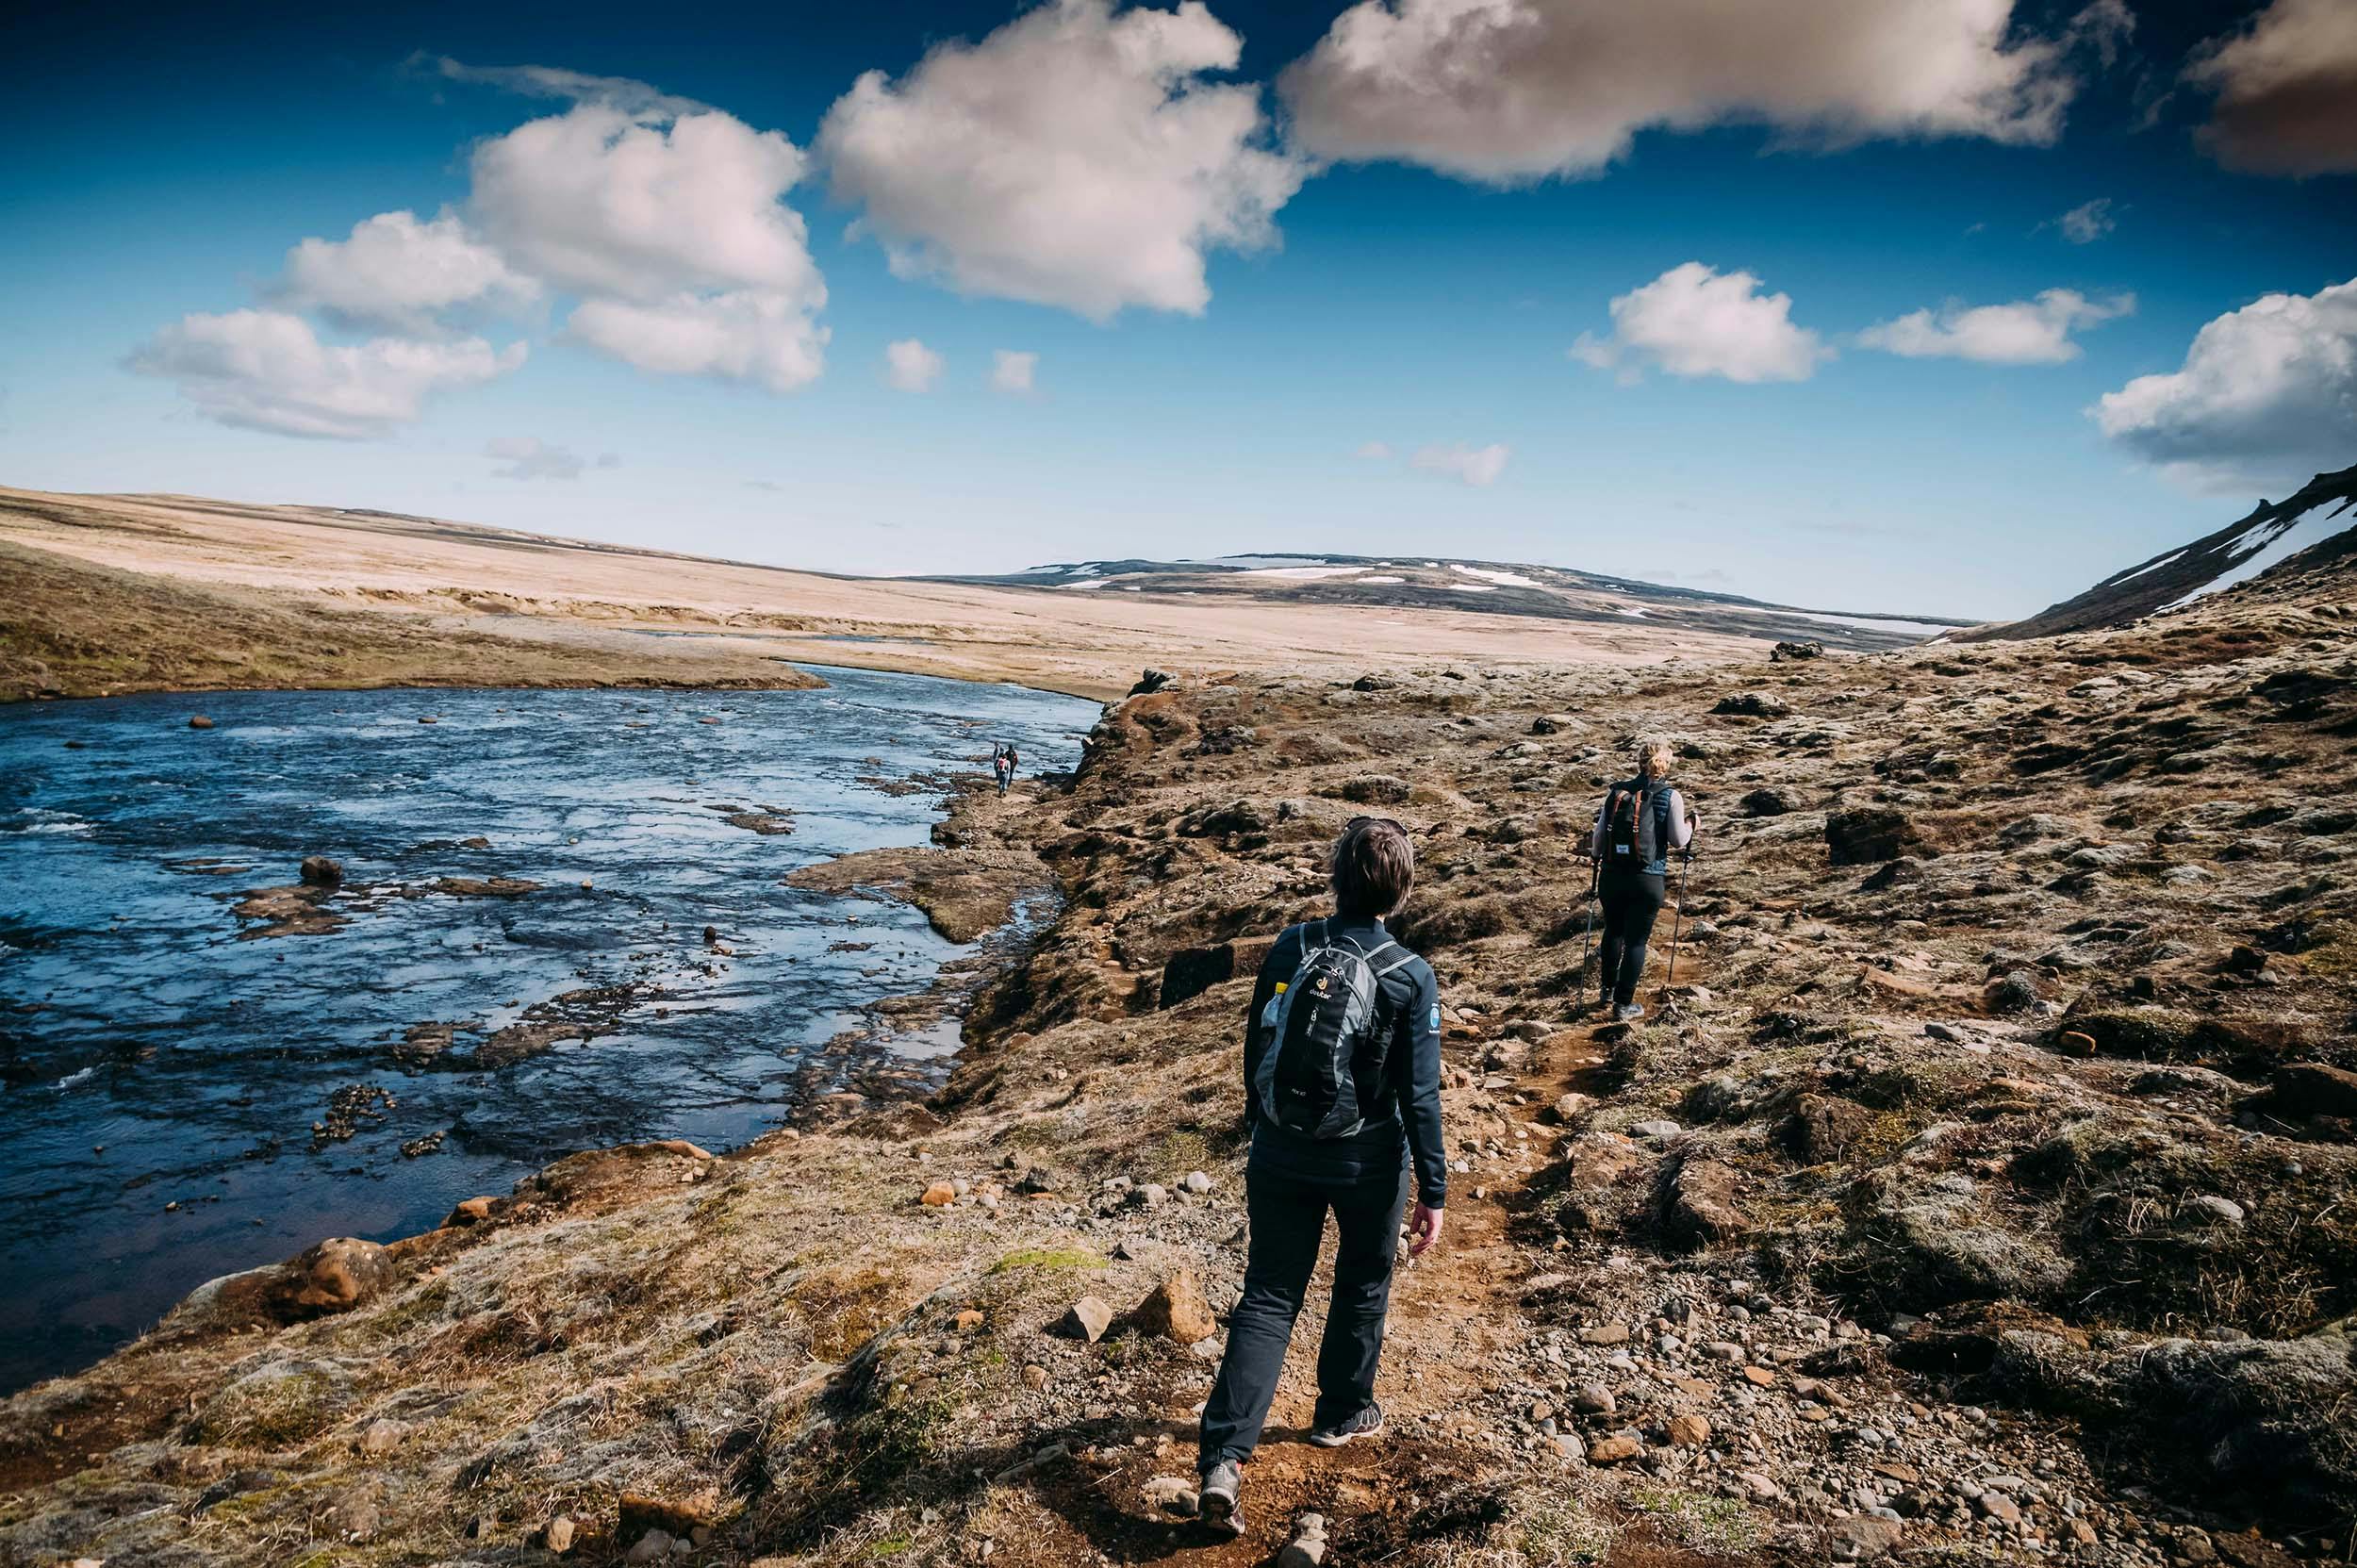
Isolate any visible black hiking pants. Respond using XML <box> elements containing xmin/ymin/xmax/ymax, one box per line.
<box><xmin>1598</xmin><ymin>868</ymin><xmax>1667</xmax><ymax>1006</ymax></box>
<box><xmin>1197</xmin><ymin>1163</ymin><xmax>1411</xmax><ymax>1468</ymax></box>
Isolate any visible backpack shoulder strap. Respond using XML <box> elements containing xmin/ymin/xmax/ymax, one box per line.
<box><xmin>1369</xmin><ymin>945</ymin><xmax>1415</xmax><ymax>978</ymax></box>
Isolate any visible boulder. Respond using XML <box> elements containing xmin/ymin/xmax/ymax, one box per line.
<box><xmin>1712</xmin><ymin>691</ymin><xmax>1791</xmax><ymax>718</ymax></box>
<box><xmin>1665</xmin><ymin>1158</ymin><xmax>1750</xmax><ymax>1251</ymax></box>
<box><xmin>299</xmin><ymin>855</ymin><xmax>344</xmax><ymax>887</ymax></box>
<box><xmin>285</xmin><ymin>1237</ymin><xmax>395</xmax><ymax>1314</ymax></box>
<box><xmin>1739</xmin><ymin>787</ymin><xmax>1793</xmax><ymax>817</ymax></box>
<box><xmin>1827</xmin><ymin>806</ymin><xmax>1920</xmax><ymax>866</ymax></box>
<box><xmin>1771</xmin><ymin>639</ymin><xmax>1824</xmax><ymax>662</ymax></box>
<box><xmin>1129</xmin><ymin>669</ymin><xmax>1174</xmax><ymax>697</ymax></box>
<box><xmin>1337</xmin><ymin>773</ymin><xmax>1413</xmax><ymax>805</ymax></box>
<box><xmin>1063</xmin><ymin>1296</ymin><xmax>1114</xmax><ymax>1343</ymax></box>
<box><xmin>1133</xmin><ymin>1271</ymin><xmax>1218</xmax><ymax>1344</ymax></box>
<box><xmin>2267</xmin><ymin>1061</ymin><xmax>2357</xmax><ymax>1119</ymax></box>
<box><xmin>920</xmin><ymin>1180</ymin><xmax>957</xmax><ymax>1207</ymax></box>
<box><xmin>1782</xmin><ymin>1093</ymin><xmax>1873</xmax><ymax>1164</ymax></box>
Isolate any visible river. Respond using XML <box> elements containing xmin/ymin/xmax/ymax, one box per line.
<box><xmin>0</xmin><ymin>668</ymin><xmax>1098</xmax><ymax>1393</ymax></box>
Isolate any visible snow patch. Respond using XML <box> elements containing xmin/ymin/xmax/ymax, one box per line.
<box><xmin>1451</xmin><ymin>564</ymin><xmax>1542</xmax><ymax>588</ymax></box>
<box><xmin>2112</xmin><ymin>547</ymin><xmax>2185</xmax><ymax>585</ymax></box>
<box><xmin>2162</xmin><ymin>503</ymin><xmax>2354</xmax><ymax>610</ymax></box>
<box><xmin>1236</xmin><ymin>565</ymin><xmax>1368</xmax><ymax>580</ymax></box>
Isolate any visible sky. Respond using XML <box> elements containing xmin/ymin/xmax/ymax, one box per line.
<box><xmin>3</xmin><ymin>0</ymin><xmax>2353</xmax><ymax>619</ymax></box>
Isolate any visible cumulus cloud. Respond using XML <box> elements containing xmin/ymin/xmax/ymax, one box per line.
<box><xmin>1858</xmin><ymin>289</ymin><xmax>2133</xmax><ymax>364</ymax></box>
<box><xmin>1355</xmin><ymin>440</ymin><xmax>1393</xmax><ymax>459</ymax></box>
<box><xmin>2092</xmin><ymin>276</ymin><xmax>2357</xmax><ymax>492</ymax></box>
<box><xmin>884</xmin><ymin>338</ymin><xmax>945</xmax><ymax>392</ymax></box>
<box><xmin>568</xmin><ymin>290</ymin><xmax>827</xmax><ymax>393</ymax></box>
<box><xmin>2055</xmin><ymin>197</ymin><xmax>2118</xmax><ymax>243</ymax></box>
<box><xmin>2183</xmin><ymin>0</ymin><xmax>2357</xmax><ymax>176</ymax></box>
<box><xmin>485</xmin><ymin>436</ymin><xmax>592</xmax><ymax>479</ymax></box>
<box><xmin>1571</xmin><ymin>262</ymin><xmax>1826</xmax><ymax>383</ymax></box>
<box><xmin>1278</xmin><ymin>0</ymin><xmax>2089</xmax><ymax>185</ymax></box>
<box><xmin>817</xmin><ymin>0</ymin><xmax>1306</xmax><ymax>320</ymax></box>
<box><xmin>280</xmin><ymin>209</ymin><xmax>537</xmax><ymax>331</ymax></box>
<box><xmin>466</xmin><ymin>95</ymin><xmax>829</xmax><ymax>389</ymax></box>
<box><xmin>992</xmin><ymin>350</ymin><xmax>1039</xmax><ymax>394</ymax></box>
<box><xmin>1412</xmin><ymin>441</ymin><xmax>1510</xmax><ymax>487</ymax></box>
<box><xmin>128</xmin><ymin>310</ymin><xmax>526</xmax><ymax>439</ymax></box>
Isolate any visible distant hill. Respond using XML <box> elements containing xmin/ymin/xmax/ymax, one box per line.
<box><xmin>1963</xmin><ymin>464</ymin><xmax>2357</xmax><ymax>642</ymax></box>
<box><xmin>920</xmin><ymin>553</ymin><xmax>1970</xmax><ymax>653</ymax></box>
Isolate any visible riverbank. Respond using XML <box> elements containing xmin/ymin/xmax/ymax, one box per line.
<box><xmin>5</xmin><ymin>569</ymin><xmax>2354</xmax><ymax>1565</ymax></box>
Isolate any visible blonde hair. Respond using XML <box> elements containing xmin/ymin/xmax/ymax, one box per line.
<box><xmin>1636</xmin><ymin>737</ymin><xmax>1673</xmax><ymax>780</ymax></box>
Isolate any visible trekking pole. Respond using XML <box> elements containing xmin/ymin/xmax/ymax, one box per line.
<box><xmin>1577</xmin><ymin>856</ymin><xmax>1599</xmax><ymax>977</ymax></box>
<box><xmin>1658</xmin><ymin>847</ymin><xmax>1694</xmax><ymax>1000</ymax></box>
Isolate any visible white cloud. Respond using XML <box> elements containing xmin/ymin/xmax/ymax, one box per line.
<box><xmin>2183</xmin><ymin>0</ymin><xmax>2357</xmax><ymax>176</ymax></box>
<box><xmin>2092</xmin><ymin>276</ymin><xmax>2357</xmax><ymax>492</ymax></box>
<box><xmin>468</xmin><ymin>99</ymin><xmax>829</xmax><ymax>391</ymax></box>
<box><xmin>567</xmin><ymin>290</ymin><xmax>827</xmax><ymax>393</ymax></box>
<box><xmin>1571</xmin><ymin>262</ymin><xmax>1826</xmax><ymax>383</ymax></box>
<box><xmin>2055</xmin><ymin>197</ymin><xmax>2118</xmax><ymax>243</ymax></box>
<box><xmin>128</xmin><ymin>310</ymin><xmax>525</xmax><ymax>439</ymax></box>
<box><xmin>281</xmin><ymin>209</ymin><xmax>537</xmax><ymax>332</ymax></box>
<box><xmin>992</xmin><ymin>350</ymin><xmax>1038</xmax><ymax>394</ymax></box>
<box><xmin>1412</xmin><ymin>442</ymin><xmax>1510</xmax><ymax>487</ymax></box>
<box><xmin>884</xmin><ymin>338</ymin><xmax>945</xmax><ymax>392</ymax></box>
<box><xmin>1278</xmin><ymin>0</ymin><xmax>2088</xmax><ymax>186</ymax></box>
<box><xmin>817</xmin><ymin>0</ymin><xmax>1306</xmax><ymax>320</ymax></box>
<box><xmin>1355</xmin><ymin>440</ymin><xmax>1393</xmax><ymax>459</ymax></box>
<box><xmin>485</xmin><ymin>436</ymin><xmax>590</xmax><ymax>480</ymax></box>
<box><xmin>1858</xmin><ymin>289</ymin><xmax>2133</xmax><ymax>364</ymax></box>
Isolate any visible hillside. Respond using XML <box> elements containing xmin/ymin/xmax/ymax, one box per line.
<box><xmin>1966</xmin><ymin>464</ymin><xmax>2357</xmax><ymax>642</ymax></box>
<box><xmin>6</xmin><ymin>527</ymin><xmax>2353</xmax><ymax>1567</ymax></box>
<box><xmin>0</xmin><ymin>487</ymin><xmax>1953</xmax><ymax>704</ymax></box>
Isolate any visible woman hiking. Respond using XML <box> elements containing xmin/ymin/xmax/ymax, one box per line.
<box><xmin>1196</xmin><ymin>816</ymin><xmax>1446</xmax><ymax>1534</ymax></box>
<box><xmin>1587</xmin><ymin>737</ymin><xmax>1698</xmax><ymax>1021</ymax></box>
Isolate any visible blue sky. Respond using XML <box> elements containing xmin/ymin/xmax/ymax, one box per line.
<box><xmin>4</xmin><ymin>0</ymin><xmax>2352</xmax><ymax>619</ymax></box>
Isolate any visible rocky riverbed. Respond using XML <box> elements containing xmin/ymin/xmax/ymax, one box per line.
<box><xmin>2</xmin><ymin>560</ymin><xmax>2352</xmax><ymax>1567</ymax></box>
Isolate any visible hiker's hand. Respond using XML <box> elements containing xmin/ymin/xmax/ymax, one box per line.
<box><xmin>1408</xmin><ymin>1202</ymin><xmax>1443</xmax><ymax>1258</ymax></box>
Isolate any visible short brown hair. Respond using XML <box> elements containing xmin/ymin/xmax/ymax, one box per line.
<box><xmin>1332</xmin><ymin>817</ymin><xmax>1415</xmax><ymax>920</ymax></box>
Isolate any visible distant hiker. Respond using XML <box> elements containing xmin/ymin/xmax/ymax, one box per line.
<box><xmin>1197</xmin><ymin>817</ymin><xmax>1445</xmax><ymax>1534</ymax></box>
<box><xmin>1584</xmin><ymin>737</ymin><xmax>1698</xmax><ymax>1022</ymax></box>
<box><xmin>994</xmin><ymin>741</ymin><xmax>1019</xmax><ymax>795</ymax></box>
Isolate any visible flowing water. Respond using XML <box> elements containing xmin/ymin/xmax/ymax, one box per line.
<box><xmin>0</xmin><ymin>668</ymin><xmax>1097</xmax><ymax>1393</ymax></box>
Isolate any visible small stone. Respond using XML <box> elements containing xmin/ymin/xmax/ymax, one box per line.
<box><xmin>1022</xmin><ymin>1363</ymin><xmax>1049</xmax><ymax>1391</ymax></box>
<box><xmin>1666</xmin><ymin>1413</ymin><xmax>1711</xmax><ymax>1446</ymax></box>
<box><xmin>1579</xmin><ymin>1324</ymin><xmax>1629</xmax><ymax>1346</ymax></box>
<box><xmin>189</xmin><ymin>715</ymin><xmax>215</xmax><ymax>729</ymax></box>
<box><xmin>2056</xmin><ymin>1031</ymin><xmax>2097</xmax><ymax>1057</ymax></box>
<box><xmin>1630</xmin><ymin>1119</ymin><xmax>1682</xmax><ymax>1140</ymax></box>
<box><xmin>1131</xmin><ymin>1183</ymin><xmax>1170</xmax><ymax>1208</ymax></box>
<box><xmin>357</xmin><ymin>1416</ymin><xmax>409</xmax><ymax>1455</ymax></box>
<box><xmin>1063</xmin><ymin>1296</ymin><xmax>1114</xmax><ymax>1343</ymax></box>
<box><xmin>1552</xmin><ymin>1093</ymin><xmax>1592</xmax><ymax>1124</ymax></box>
<box><xmin>1740</xmin><ymin>1365</ymin><xmax>1777</xmax><ymax>1387</ymax></box>
<box><xmin>920</xmin><ymin>1180</ymin><xmax>956</xmax><ymax>1206</ymax></box>
<box><xmin>1573</xmin><ymin>1383</ymin><xmax>1616</xmax><ymax>1414</ymax></box>
<box><xmin>545</xmin><ymin>1516</ymin><xmax>577</xmax><ymax>1553</ymax></box>
<box><xmin>1976</xmin><ymin>1493</ymin><xmax>2021</xmax><ymax>1524</ymax></box>
<box><xmin>954</xmin><ymin>1309</ymin><xmax>985</xmax><ymax>1332</ymax></box>
<box><xmin>1587</xmin><ymin>1433</ymin><xmax>1642</xmax><ymax>1464</ymax></box>
<box><xmin>1182</xmin><ymin>1170</ymin><xmax>1213</xmax><ymax>1194</ymax></box>
<box><xmin>1134</xmin><ymin>1272</ymin><xmax>1217</xmax><ymax>1344</ymax></box>
<box><xmin>1828</xmin><ymin>1514</ymin><xmax>1904</xmax><ymax>1560</ymax></box>
<box><xmin>625</xmin><ymin>1529</ymin><xmax>675</xmax><ymax>1564</ymax></box>
<box><xmin>2187</xmin><ymin>1194</ymin><xmax>2245</xmax><ymax>1226</ymax></box>
<box><xmin>299</xmin><ymin>855</ymin><xmax>344</xmax><ymax>887</ymax></box>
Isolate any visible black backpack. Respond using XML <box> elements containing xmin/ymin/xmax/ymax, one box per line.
<box><xmin>1604</xmin><ymin>779</ymin><xmax>1666</xmax><ymax>867</ymax></box>
<box><xmin>1253</xmin><ymin>922</ymin><xmax>1414</xmax><ymax>1138</ymax></box>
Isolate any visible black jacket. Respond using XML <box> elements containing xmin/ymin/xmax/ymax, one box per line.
<box><xmin>1242</xmin><ymin>917</ymin><xmax>1447</xmax><ymax>1208</ymax></box>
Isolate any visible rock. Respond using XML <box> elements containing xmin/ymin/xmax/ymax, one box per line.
<box><xmin>1338</xmin><ymin>773</ymin><xmax>1412</xmax><ymax>805</ymax></box>
<box><xmin>1827</xmin><ymin>1514</ymin><xmax>1904</xmax><ymax>1560</ymax></box>
<box><xmin>2267</xmin><ymin>1060</ymin><xmax>2357</xmax><ymax>1118</ymax></box>
<box><xmin>1551</xmin><ymin>1092</ymin><xmax>1591</xmax><ymax>1124</ymax></box>
<box><xmin>2055</xmin><ymin>1030</ymin><xmax>2098</xmax><ymax>1057</ymax></box>
<box><xmin>1630</xmin><ymin>1119</ymin><xmax>1682</xmax><ymax>1141</ymax></box>
<box><xmin>544</xmin><ymin>1516</ymin><xmax>577</xmax><ymax>1553</ymax></box>
<box><xmin>1134</xmin><ymin>1271</ymin><xmax>1218</xmax><ymax>1344</ymax></box>
<box><xmin>1739</xmin><ymin>786</ymin><xmax>1793</xmax><ymax>817</ymax></box>
<box><xmin>1984</xmin><ymin>969</ymin><xmax>2043</xmax><ymax>1014</ymax></box>
<box><xmin>2187</xmin><ymin>1194</ymin><xmax>2246</xmax><ymax>1225</ymax></box>
<box><xmin>1974</xmin><ymin>1491</ymin><xmax>2021</xmax><ymax>1524</ymax></box>
<box><xmin>1142</xmin><ymin>1475</ymin><xmax>1198</xmax><ymax>1513</ymax></box>
<box><xmin>1181</xmin><ymin>1170</ymin><xmax>1213</xmax><ymax>1194</ymax></box>
<box><xmin>299</xmin><ymin>855</ymin><xmax>344</xmax><ymax>887</ymax></box>
<box><xmin>954</xmin><ymin>1309</ymin><xmax>985</xmax><ymax>1332</ymax></box>
<box><xmin>1826</xmin><ymin>806</ymin><xmax>1920</xmax><ymax>866</ymax></box>
<box><xmin>1586</xmin><ymin>1432</ymin><xmax>1642</xmax><ymax>1464</ymax></box>
<box><xmin>920</xmin><ymin>1180</ymin><xmax>957</xmax><ymax>1207</ymax></box>
<box><xmin>1351</xmin><ymin>673</ymin><xmax>1399</xmax><ymax>692</ymax></box>
<box><xmin>1063</xmin><ymin>1296</ymin><xmax>1114</xmax><ymax>1343</ymax></box>
<box><xmin>334</xmin><ymin>1494</ymin><xmax>381</xmax><ymax>1542</ymax></box>
<box><xmin>1772</xmin><ymin>639</ymin><xmax>1824</xmax><ymax>661</ymax></box>
<box><xmin>1665</xmin><ymin>1158</ymin><xmax>1750</xmax><ymax>1251</ymax></box>
<box><xmin>1573</xmin><ymin>1382</ymin><xmax>1615</xmax><ymax>1414</ymax></box>
<box><xmin>1666</xmin><ymin>1412</ymin><xmax>1711</xmax><ymax>1446</ymax></box>
<box><xmin>443</xmin><ymin>1196</ymin><xmax>499</xmax><ymax>1228</ymax></box>
<box><xmin>624</xmin><ymin>1529</ymin><xmax>675</xmax><ymax>1563</ymax></box>
<box><xmin>1713</xmin><ymin>691</ymin><xmax>1791</xmax><ymax>718</ymax></box>
<box><xmin>1130</xmin><ymin>1182</ymin><xmax>1169</xmax><ymax>1208</ymax></box>
<box><xmin>1278</xmin><ymin>1512</ymin><xmax>1329</xmax><ymax>1567</ymax></box>
<box><xmin>1160</xmin><ymin>942</ymin><xmax>1244</xmax><ymax>1009</ymax></box>
<box><xmin>1022</xmin><ymin>1363</ymin><xmax>1049</xmax><ymax>1391</ymax></box>
<box><xmin>189</xmin><ymin>715</ymin><xmax>215</xmax><ymax>729</ymax></box>
<box><xmin>1579</xmin><ymin>1324</ymin><xmax>1630</xmax><ymax>1346</ymax></box>
<box><xmin>286</xmin><ymin>1237</ymin><xmax>395</xmax><ymax>1314</ymax></box>
<box><xmin>1129</xmin><ymin>668</ymin><xmax>1174</xmax><ymax>697</ymax></box>
<box><xmin>1782</xmin><ymin>1093</ymin><xmax>1872</xmax><ymax>1164</ymax></box>
<box><xmin>357</xmin><ymin>1416</ymin><xmax>409</xmax><ymax>1455</ymax></box>
<box><xmin>2224</xmin><ymin>943</ymin><xmax>2270</xmax><ymax>977</ymax></box>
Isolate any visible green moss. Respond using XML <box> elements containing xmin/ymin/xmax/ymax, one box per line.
<box><xmin>989</xmin><ymin>1247</ymin><xmax>1106</xmax><ymax>1274</ymax></box>
<box><xmin>1627</xmin><ymin>1484</ymin><xmax>1763</xmax><ymax>1554</ymax></box>
<box><xmin>866</xmin><ymin>1534</ymin><xmax>915</xmax><ymax>1558</ymax></box>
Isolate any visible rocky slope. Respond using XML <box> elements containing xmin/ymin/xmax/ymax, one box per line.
<box><xmin>4</xmin><ymin>557</ymin><xmax>2354</xmax><ymax>1568</ymax></box>
<box><xmin>1967</xmin><ymin>464</ymin><xmax>2357</xmax><ymax>641</ymax></box>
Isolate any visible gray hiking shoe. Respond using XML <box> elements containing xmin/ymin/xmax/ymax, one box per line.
<box><xmin>1310</xmin><ymin>1402</ymin><xmax>1385</xmax><ymax>1447</ymax></box>
<box><xmin>1614</xmin><ymin>1003</ymin><xmax>1645</xmax><ymax>1022</ymax></box>
<box><xmin>1198</xmin><ymin>1461</ymin><xmax>1242</xmax><ymax>1534</ymax></box>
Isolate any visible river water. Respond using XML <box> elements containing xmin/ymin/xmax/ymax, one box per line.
<box><xmin>0</xmin><ymin>668</ymin><xmax>1097</xmax><ymax>1394</ymax></box>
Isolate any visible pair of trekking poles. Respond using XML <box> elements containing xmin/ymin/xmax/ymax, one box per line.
<box><xmin>1578</xmin><ymin>844</ymin><xmax>1698</xmax><ymax>1003</ymax></box>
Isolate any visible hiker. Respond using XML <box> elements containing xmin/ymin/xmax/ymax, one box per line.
<box><xmin>994</xmin><ymin>741</ymin><xmax>1018</xmax><ymax>795</ymax></box>
<box><xmin>1196</xmin><ymin>817</ymin><xmax>1445</xmax><ymax>1533</ymax></box>
<box><xmin>1583</xmin><ymin>737</ymin><xmax>1697</xmax><ymax>1021</ymax></box>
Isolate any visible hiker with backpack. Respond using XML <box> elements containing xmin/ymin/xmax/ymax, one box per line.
<box><xmin>1196</xmin><ymin>817</ymin><xmax>1445</xmax><ymax>1534</ymax></box>
<box><xmin>1583</xmin><ymin>737</ymin><xmax>1698</xmax><ymax>1021</ymax></box>
<box><xmin>994</xmin><ymin>741</ymin><xmax>1019</xmax><ymax>795</ymax></box>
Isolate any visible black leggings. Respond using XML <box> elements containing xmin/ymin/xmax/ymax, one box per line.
<box><xmin>1598</xmin><ymin>869</ymin><xmax>1667</xmax><ymax>1005</ymax></box>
